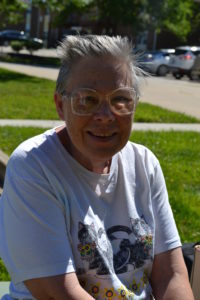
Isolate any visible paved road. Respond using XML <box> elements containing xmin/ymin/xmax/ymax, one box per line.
<box><xmin>142</xmin><ymin>76</ymin><xmax>200</xmax><ymax>119</ymax></box>
<box><xmin>0</xmin><ymin>62</ymin><xmax>200</xmax><ymax>119</ymax></box>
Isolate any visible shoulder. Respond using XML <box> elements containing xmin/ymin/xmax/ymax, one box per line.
<box><xmin>6</xmin><ymin>128</ymin><xmax>55</xmax><ymax>175</ymax></box>
<box><xmin>121</xmin><ymin>141</ymin><xmax>159</xmax><ymax>170</ymax></box>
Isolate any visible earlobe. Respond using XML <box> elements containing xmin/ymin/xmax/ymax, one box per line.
<box><xmin>54</xmin><ymin>92</ymin><xmax>65</xmax><ymax>120</ymax></box>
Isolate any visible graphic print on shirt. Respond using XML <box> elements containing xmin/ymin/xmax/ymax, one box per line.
<box><xmin>77</xmin><ymin>217</ymin><xmax>153</xmax><ymax>276</ymax></box>
<box><xmin>77</xmin><ymin>222</ymin><xmax>114</xmax><ymax>275</ymax></box>
<box><xmin>79</xmin><ymin>270</ymin><xmax>151</xmax><ymax>299</ymax></box>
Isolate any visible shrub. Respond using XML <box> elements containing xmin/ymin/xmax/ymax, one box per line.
<box><xmin>10</xmin><ymin>41</ymin><xmax>24</xmax><ymax>53</ymax></box>
<box><xmin>24</xmin><ymin>38</ymin><xmax>43</xmax><ymax>55</ymax></box>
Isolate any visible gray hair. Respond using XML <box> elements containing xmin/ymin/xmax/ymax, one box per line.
<box><xmin>56</xmin><ymin>35</ymin><xmax>145</xmax><ymax>102</ymax></box>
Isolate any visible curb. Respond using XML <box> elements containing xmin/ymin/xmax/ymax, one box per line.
<box><xmin>0</xmin><ymin>120</ymin><xmax>200</xmax><ymax>131</ymax></box>
<box><xmin>132</xmin><ymin>123</ymin><xmax>200</xmax><ymax>132</ymax></box>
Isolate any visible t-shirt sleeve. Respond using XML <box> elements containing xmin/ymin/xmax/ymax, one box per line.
<box><xmin>151</xmin><ymin>162</ymin><xmax>181</xmax><ymax>255</ymax></box>
<box><xmin>1</xmin><ymin>149</ymin><xmax>76</xmax><ymax>284</ymax></box>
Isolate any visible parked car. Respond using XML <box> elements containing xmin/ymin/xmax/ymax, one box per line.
<box><xmin>168</xmin><ymin>46</ymin><xmax>200</xmax><ymax>79</ymax></box>
<box><xmin>0</xmin><ymin>30</ymin><xmax>43</xmax><ymax>48</ymax></box>
<box><xmin>138</xmin><ymin>49</ymin><xmax>175</xmax><ymax>76</ymax></box>
<box><xmin>0</xmin><ymin>30</ymin><xmax>27</xmax><ymax>45</ymax></box>
<box><xmin>190</xmin><ymin>54</ymin><xmax>200</xmax><ymax>80</ymax></box>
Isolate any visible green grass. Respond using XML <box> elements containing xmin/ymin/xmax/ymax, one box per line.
<box><xmin>135</xmin><ymin>102</ymin><xmax>200</xmax><ymax>123</ymax></box>
<box><xmin>0</xmin><ymin>67</ymin><xmax>200</xmax><ymax>123</ymax></box>
<box><xmin>0</xmin><ymin>262</ymin><xmax>9</xmax><ymax>281</ymax></box>
<box><xmin>0</xmin><ymin>126</ymin><xmax>45</xmax><ymax>155</ymax></box>
<box><xmin>0</xmin><ymin>127</ymin><xmax>200</xmax><ymax>280</ymax></box>
<box><xmin>0</xmin><ymin>68</ymin><xmax>57</xmax><ymax>120</ymax></box>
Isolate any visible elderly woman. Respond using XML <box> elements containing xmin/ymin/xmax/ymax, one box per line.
<box><xmin>0</xmin><ymin>36</ymin><xmax>193</xmax><ymax>300</ymax></box>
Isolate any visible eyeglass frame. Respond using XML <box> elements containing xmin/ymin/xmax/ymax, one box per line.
<box><xmin>61</xmin><ymin>87</ymin><xmax>139</xmax><ymax>116</ymax></box>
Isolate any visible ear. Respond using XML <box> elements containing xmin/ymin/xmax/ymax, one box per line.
<box><xmin>54</xmin><ymin>92</ymin><xmax>65</xmax><ymax>120</ymax></box>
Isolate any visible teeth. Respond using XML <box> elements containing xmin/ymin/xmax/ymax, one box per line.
<box><xmin>93</xmin><ymin>133</ymin><xmax>113</xmax><ymax>137</ymax></box>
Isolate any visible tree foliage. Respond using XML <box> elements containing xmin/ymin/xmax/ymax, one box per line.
<box><xmin>32</xmin><ymin>0</ymin><xmax>91</xmax><ymax>27</ymax></box>
<box><xmin>94</xmin><ymin>0</ymin><xmax>147</xmax><ymax>35</ymax></box>
<box><xmin>161</xmin><ymin>0</ymin><xmax>194</xmax><ymax>41</ymax></box>
<box><xmin>137</xmin><ymin>0</ymin><xmax>195</xmax><ymax>42</ymax></box>
<box><xmin>188</xmin><ymin>1</ymin><xmax>200</xmax><ymax>38</ymax></box>
<box><xmin>91</xmin><ymin>0</ymin><xmax>196</xmax><ymax>41</ymax></box>
<box><xmin>0</xmin><ymin>0</ymin><xmax>27</xmax><ymax>29</ymax></box>
<box><xmin>27</xmin><ymin>0</ymin><xmax>200</xmax><ymax>43</ymax></box>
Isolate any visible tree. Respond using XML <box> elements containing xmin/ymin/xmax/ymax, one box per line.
<box><xmin>94</xmin><ymin>0</ymin><xmax>146</xmax><ymax>35</ymax></box>
<box><xmin>31</xmin><ymin>0</ymin><xmax>146</xmax><ymax>36</ymax></box>
<box><xmin>87</xmin><ymin>0</ymin><xmax>196</xmax><ymax>43</ymax></box>
<box><xmin>32</xmin><ymin>0</ymin><xmax>91</xmax><ymax>28</ymax></box>
<box><xmin>31</xmin><ymin>0</ymin><xmax>199</xmax><ymax>46</ymax></box>
<box><xmin>188</xmin><ymin>1</ymin><xmax>200</xmax><ymax>44</ymax></box>
<box><xmin>0</xmin><ymin>0</ymin><xmax>27</xmax><ymax>29</ymax></box>
<box><xmin>143</xmin><ymin>0</ymin><xmax>195</xmax><ymax>43</ymax></box>
<box><xmin>161</xmin><ymin>0</ymin><xmax>194</xmax><ymax>41</ymax></box>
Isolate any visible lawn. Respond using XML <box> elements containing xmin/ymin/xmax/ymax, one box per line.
<box><xmin>0</xmin><ymin>126</ymin><xmax>44</xmax><ymax>155</ymax></box>
<box><xmin>0</xmin><ymin>67</ymin><xmax>200</xmax><ymax>123</ymax></box>
<box><xmin>0</xmin><ymin>68</ymin><xmax>57</xmax><ymax>120</ymax></box>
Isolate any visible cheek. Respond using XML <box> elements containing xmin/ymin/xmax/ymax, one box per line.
<box><xmin>119</xmin><ymin>115</ymin><xmax>133</xmax><ymax>136</ymax></box>
<box><xmin>65</xmin><ymin>112</ymin><xmax>89</xmax><ymax>141</ymax></box>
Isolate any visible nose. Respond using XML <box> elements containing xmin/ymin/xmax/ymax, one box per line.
<box><xmin>93</xmin><ymin>100</ymin><xmax>115</xmax><ymax>123</ymax></box>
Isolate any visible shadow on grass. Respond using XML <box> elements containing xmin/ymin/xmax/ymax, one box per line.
<box><xmin>0</xmin><ymin>53</ymin><xmax>60</xmax><ymax>68</ymax></box>
<box><xmin>0</xmin><ymin>68</ymin><xmax>45</xmax><ymax>83</ymax></box>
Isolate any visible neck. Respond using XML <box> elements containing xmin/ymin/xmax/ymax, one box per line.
<box><xmin>91</xmin><ymin>160</ymin><xmax>111</xmax><ymax>174</ymax></box>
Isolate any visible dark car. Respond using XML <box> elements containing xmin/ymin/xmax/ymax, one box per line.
<box><xmin>0</xmin><ymin>30</ymin><xmax>27</xmax><ymax>45</ymax></box>
<box><xmin>0</xmin><ymin>30</ymin><xmax>43</xmax><ymax>48</ymax></box>
<box><xmin>59</xmin><ymin>27</ymin><xmax>89</xmax><ymax>45</ymax></box>
<box><xmin>138</xmin><ymin>49</ymin><xmax>175</xmax><ymax>76</ymax></box>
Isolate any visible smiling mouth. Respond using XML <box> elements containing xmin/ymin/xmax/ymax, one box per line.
<box><xmin>87</xmin><ymin>131</ymin><xmax>116</xmax><ymax>139</ymax></box>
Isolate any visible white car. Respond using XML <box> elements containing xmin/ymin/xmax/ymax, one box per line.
<box><xmin>139</xmin><ymin>49</ymin><xmax>175</xmax><ymax>76</ymax></box>
<box><xmin>168</xmin><ymin>46</ymin><xmax>200</xmax><ymax>79</ymax></box>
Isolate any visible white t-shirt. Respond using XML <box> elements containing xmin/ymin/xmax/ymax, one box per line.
<box><xmin>0</xmin><ymin>128</ymin><xmax>181</xmax><ymax>299</ymax></box>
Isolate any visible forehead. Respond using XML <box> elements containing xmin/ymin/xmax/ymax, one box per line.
<box><xmin>67</xmin><ymin>56</ymin><xmax>133</xmax><ymax>92</ymax></box>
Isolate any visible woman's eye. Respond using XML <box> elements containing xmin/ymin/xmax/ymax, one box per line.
<box><xmin>85</xmin><ymin>96</ymin><xmax>97</xmax><ymax>102</ymax></box>
<box><xmin>82</xmin><ymin>96</ymin><xmax>98</xmax><ymax>105</ymax></box>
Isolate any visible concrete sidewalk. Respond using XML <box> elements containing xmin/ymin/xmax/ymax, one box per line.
<box><xmin>0</xmin><ymin>61</ymin><xmax>58</xmax><ymax>80</ymax></box>
<box><xmin>0</xmin><ymin>282</ymin><xmax>10</xmax><ymax>298</ymax></box>
<box><xmin>0</xmin><ymin>119</ymin><xmax>200</xmax><ymax>131</ymax></box>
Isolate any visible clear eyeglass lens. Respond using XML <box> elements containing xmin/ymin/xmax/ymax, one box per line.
<box><xmin>72</xmin><ymin>89</ymin><xmax>100</xmax><ymax>115</ymax></box>
<box><xmin>110</xmin><ymin>88</ymin><xmax>135</xmax><ymax>114</ymax></box>
<box><xmin>71</xmin><ymin>88</ymin><xmax>135</xmax><ymax>115</ymax></box>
